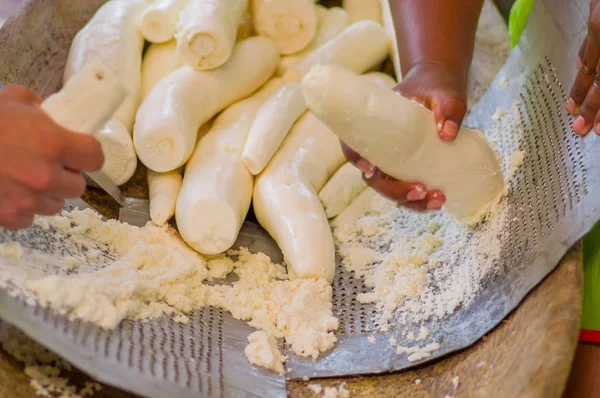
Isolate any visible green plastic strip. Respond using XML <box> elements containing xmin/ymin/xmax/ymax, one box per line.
<box><xmin>582</xmin><ymin>222</ymin><xmax>600</xmax><ymax>331</ymax></box>
<box><xmin>508</xmin><ymin>0</ymin><xmax>535</xmax><ymax>47</ymax></box>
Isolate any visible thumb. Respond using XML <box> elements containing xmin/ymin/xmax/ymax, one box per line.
<box><xmin>432</xmin><ymin>94</ymin><xmax>467</xmax><ymax>141</ymax></box>
<box><xmin>59</xmin><ymin>130</ymin><xmax>105</xmax><ymax>172</ymax></box>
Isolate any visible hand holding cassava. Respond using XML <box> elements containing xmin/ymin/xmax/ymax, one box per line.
<box><xmin>341</xmin><ymin>0</ymin><xmax>484</xmax><ymax>211</ymax></box>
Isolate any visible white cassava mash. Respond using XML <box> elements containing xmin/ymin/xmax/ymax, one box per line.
<box><xmin>0</xmin><ymin>0</ymin><xmax>516</xmax><ymax>385</ymax></box>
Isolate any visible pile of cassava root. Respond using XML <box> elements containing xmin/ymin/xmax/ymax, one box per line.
<box><xmin>59</xmin><ymin>0</ymin><xmax>401</xmax><ymax>284</ymax></box>
<box><xmin>61</xmin><ymin>0</ymin><xmax>503</xmax><ymax>284</ymax></box>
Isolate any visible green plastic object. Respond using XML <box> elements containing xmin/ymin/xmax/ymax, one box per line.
<box><xmin>508</xmin><ymin>0</ymin><xmax>535</xmax><ymax>48</ymax></box>
<box><xmin>582</xmin><ymin>222</ymin><xmax>600</xmax><ymax>332</ymax></box>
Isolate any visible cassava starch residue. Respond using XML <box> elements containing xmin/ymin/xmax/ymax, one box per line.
<box><xmin>0</xmin><ymin>210</ymin><xmax>337</xmax><ymax>375</ymax></box>
<box><xmin>333</xmin><ymin>101</ymin><xmax>524</xmax><ymax>355</ymax></box>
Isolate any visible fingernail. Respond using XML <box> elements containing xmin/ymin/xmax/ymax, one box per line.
<box><xmin>360</xmin><ymin>162</ymin><xmax>376</xmax><ymax>179</ymax></box>
<box><xmin>407</xmin><ymin>188</ymin><xmax>426</xmax><ymax>201</ymax></box>
<box><xmin>595</xmin><ymin>123</ymin><xmax>600</xmax><ymax>136</ymax></box>
<box><xmin>566</xmin><ymin>98</ymin><xmax>576</xmax><ymax>114</ymax></box>
<box><xmin>440</xmin><ymin>120</ymin><xmax>459</xmax><ymax>141</ymax></box>
<box><xmin>356</xmin><ymin>159</ymin><xmax>375</xmax><ymax>177</ymax></box>
<box><xmin>572</xmin><ymin>115</ymin><xmax>586</xmax><ymax>135</ymax></box>
<box><xmin>427</xmin><ymin>199</ymin><xmax>445</xmax><ymax>210</ymax></box>
<box><xmin>577</xmin><ymin>57</ymin><xmax>582</xmax><ymax>70</ymax></box>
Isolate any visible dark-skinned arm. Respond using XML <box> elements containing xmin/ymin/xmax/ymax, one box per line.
<box><xmin>343</xmin><ymin>0</ymin><xmax>484</xmax><ymax>211</ymax></box>
<box><xmin>390</xmin><ymin>0</ymin><xmax>484</xmax><ymax>140</ymax></box>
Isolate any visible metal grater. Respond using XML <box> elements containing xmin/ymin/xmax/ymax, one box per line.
<box><xmin>0</xmin><ymin>0</ymin><xmax>598</xmax><ymax>396</ymax></box>
<box><xmin>0</xmin><ymin>214</ymin><xmax>287</xmax><ymax>398</ymax></box>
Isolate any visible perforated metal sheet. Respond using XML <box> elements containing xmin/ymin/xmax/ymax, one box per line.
<box><xmin>285</xmin><ymin>0</ymin><xmax>597</xmax><ymax>378</ymax></box>
<box><xmin>0</xmin><ymin>212</ymin><xmax>286</xmax><ymax>398</ymax></box>
<box><xmin>0</xmin><ymin>0</ymin><xmax>597</xmax><ymax>396</ymax></box>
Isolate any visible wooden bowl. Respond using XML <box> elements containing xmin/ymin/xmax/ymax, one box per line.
<box><xmin>0</xmin><ymin>1</ymin><xmax>583</xmax><ymax>397</ymax></box>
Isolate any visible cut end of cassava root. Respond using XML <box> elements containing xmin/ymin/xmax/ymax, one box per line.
<box><xmin>135</xmin><ymin>131</ymin><xmax>187</xmax><ymax>173</ymax></box>
<box><xmin>177</xmin><ymin>199</ymin><xmax>239</xmax><ymax>255</ymax></box>
<box><xmin>139</xmin><ymin>11</ymin><xmax>176</xmax><ymax>43</ymax></box>
<box><xmin>176</xmin><ymin>0</ymin><xmax>248</xmax><ymax>70</ymax></box>
<box><xmin>252</xmin><ymin>0</ymin><xmax>318</xmax><ymax>55</ymax></box>
<box><xmin>96</xmin><ymin>120</ymin><xmax>137</xmax><ymax>186</ymax></box>
<box><xmin>190</xmin><ymin>33</ymin><xmax>216</xmax><ymax>57</ymax></box>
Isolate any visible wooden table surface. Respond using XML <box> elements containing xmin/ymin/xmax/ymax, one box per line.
<box><xmin>0</xmin><ymin>0</ymin><xmax>598</xmax><ymax>397</ymax></box>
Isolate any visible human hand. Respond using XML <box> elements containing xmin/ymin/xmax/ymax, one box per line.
<box><xmin>0</xmin><ymin>85</ymin><xmax>104</xmax><ymax>230</ymax></box>
<box><xmin>341</xmin><ymin>63</ymin><xmax>468</xmax><ymax>211</ymax></box>
<box><xmin>567</xmin><ymin>0</ymin><xmax>600</xmax><ymax>136</ymax></box>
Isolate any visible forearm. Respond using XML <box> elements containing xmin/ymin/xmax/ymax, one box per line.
<box><xmin>389</xmin><ymin>0</ymin><xmax>484</xmax><ymax>89</ymax></box>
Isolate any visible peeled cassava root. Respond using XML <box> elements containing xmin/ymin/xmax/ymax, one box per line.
<box><xmin>343</xmin><ymin>0</ymin><xmax>382</xmax><ymax>24</ymax></box>
<box><xmin>43</xmin><ymin>59</ymin><xmax>127</xmax><ymax>135</ymax></box>
<box><xmin>141</xmin><ymin>40</ymin><xmax>179</xmax><ymax>99</ymax></box>
<box><xmin>148</xmin><ymin>168</ymin><xmax>183</xmax><ymax>226</ymax></box>
<box><xmin>243</xmin><ymin>25</ymin><xmax>390</xmax><ymax>176</ymax></box>
<box><xmin>177</xmin><ymin>79</ymin><xmax>283</xmax><ymax>255</ymax></box>
<box><xmin>276</xmin><ymin>6</ymin><xmax>348</xmax><ymax>76</ymax></box>
<box><xmin>43</xmin><ymin>61</ymin><xmax>128</xmax><ymax>190</ymax></box>
<box><xmin>303</xmin><ymin>65</ymin><xmax>505</xmax><ymax>221</ymax></box>
<box><xmin>64</xmin><ymin>0</ymin><xmax>146</xmax><ymax>132</ymax></box>
<box><xmin>64</xmin><ymin>0</ymin><xmax>145</xmax><ymax>186</ymax></box>
<box><xmin>242</xmin><ymin>82</ymin><xmax>306</xmax><ymax>175</ymax></box>
<box><xmin>95</xmin><ymin>120</ymin><xmax>138</xmax><ymax>186</ymax></box>
<box><xmin>134</xmin><ymin>36</ymin><xmax>280</xmax><ymax>173</ymax></box>
<box><xmin>139</xmin><ymin>0</ymin><xmax>188</xmax><ymax>43</ymax></box>
<box><xmin>147</xmin><ymin>121</ymin><xmax>214</xmax><ymax>227</ymax></box>
<box><xmin>319</xmin><ymin>162</ymin><xmax>366</xmax><ymax>219</ymax></box>
<box><xmin>243</xmin><ymin>67</ymin><xmax>395</xmax><ymax>178</ymax></box>
<box><xmin>283</xmin><ymin>20</ymin><xmax>389</xmax><ymax>83</ymax></box>
<box><xmin>332</xmin><ymin>187</ymin><xmax>379</xmax><ymax>229</ymax></box>
<box><xmin>252</xmin><ymin>0</ymin><xmax>318</xmax><ymax>55</ymax></box>
<box><xmin>176</xmin><ymin>0</ymin><xmax>248</xmax><ymax>70</ymax></box>
<box><xmin>253</xmin><ymin>112</ymin><xmax>346</xmax><ymax>283</ymax></box>
<box><xmin>380</xmin><ymin>0</ymin><xmax>401</xmax><ymax>80</ymax></box>
<box><xmin>317</xmin><ymin>72</ymin><xmax>396</xmax><ymax>218</ymax></box>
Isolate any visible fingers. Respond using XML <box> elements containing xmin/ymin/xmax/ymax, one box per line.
<box><xmin>569</xmin><ymin>23</ymin><xmax>600</xmax><ymax>115</ymax></box>
<box><xmin>362</xmin><ymin>170</ymin><xmax>412</xmax><ymax>204</ymax></box>
<box><xmin>0</xmin><ymin>85</ymin><xmax>42</xmax><ymax>105</ymax></box>
<box><xmin>34</xmin><ymin>196</ymin><xmax>65</xmax><ymax>216</ymax></box>
<box><xmin>0</xmin><ymin>177</ymin><xmax>64</xmax><ymax>230</ymax></box>
<box><xmin>340</xmin><ymin>141</ymin><xmax>375</xmax><ymax>177</ymax></box>
<box><xmin>573</xmin><ymin>76</ymin><xmax>600</xmax><ymax>135</ymax></box>
<box><xmin>339</xmin><ymin>139</ymin><xmax>446</xmax><ymax>212</ymax></box>
<box><xmin>46</xmin><ymin>168</ymin><xmax>87</xmax><ymax>198</ymax></box>
<box><xmin>0</xmin><ymin>209</ymin><xmax>35</xmax><ymax>231</ymax></box>
<box><xmin>57</xmin><ymin>130</ymin><xmax>105</xmax><ymax>172</ymax></box>
<box><xmin>404</xmin><ymin>191</ymin><xmax>447</xmax><ymax>211</ymax></box>
<box><xmin>568</xmin><ymin>62</ymin><xmax>597</xmax><ymax>115</ymax></box>
<box><xmin>426</xmin><ymin>191</ymin><xmax>446</xmax><ymax>210</ymax></box>
<box><xmin>362</xmin><ymin>170</ymin><xmax>445</xmax><ymax>212</ymax></box>
<box><xmin>432</xmin><ymin>95</ymin><xmax>467</xmax><ymax>141</ymax></box>
<box><xmin>393</xmin><ymin>62</ymin><xmax>467</xmax><ymax>142</ymax></box>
